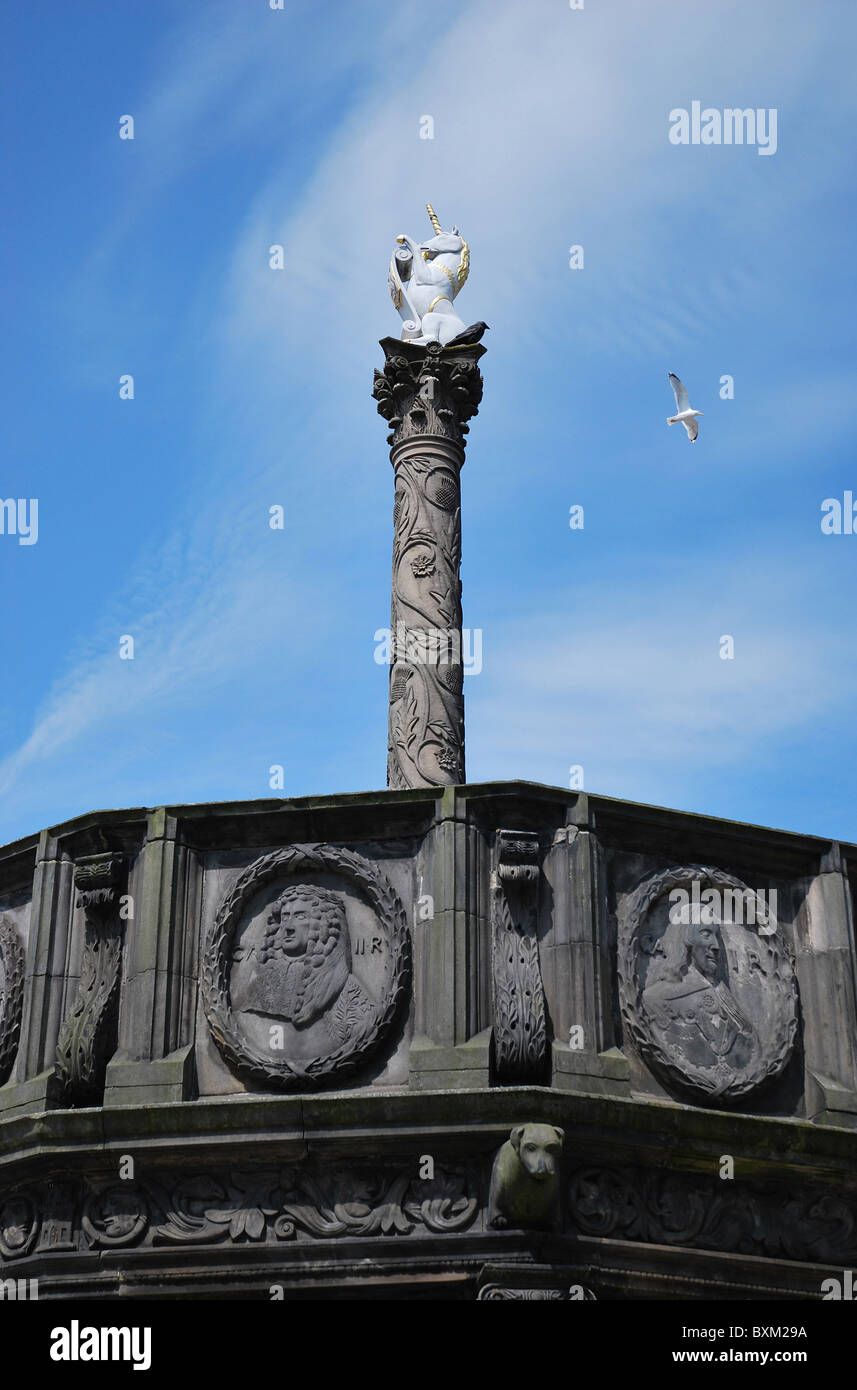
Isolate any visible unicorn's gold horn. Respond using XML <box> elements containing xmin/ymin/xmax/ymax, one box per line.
<box><xmin>426</xmin><ymin>203</ymin><xmax>442</xmax><ymax>235</ymax></box>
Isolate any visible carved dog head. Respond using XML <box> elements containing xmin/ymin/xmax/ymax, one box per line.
<box><xmin>510</xmin><ymin>1124</ymin><xmax>564</xmax><ymax>1181</ymax></box>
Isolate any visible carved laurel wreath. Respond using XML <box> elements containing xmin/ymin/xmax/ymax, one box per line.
<box><xmin>202</xmin><ymin>843</ymin><xmax>411</xmax><ymax>1091</ymax></box>
<box><xmin>618</xmin><ymin>864</ymin><xmax>797</xmax><ymax>1104</ymax></box>
<box><xmin>0</xmin><ymin>917</ymin><xmax>25</xmax><ymax>1087</ymax></box>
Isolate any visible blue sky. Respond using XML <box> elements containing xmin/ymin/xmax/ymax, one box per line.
<box><xmin>2</xmin><ymin>0</ymin><xmax>856</xmax><ymax>847</ymax></box>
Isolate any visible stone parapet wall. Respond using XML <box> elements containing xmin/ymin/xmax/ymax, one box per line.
<box><xmin>0</xmin><ymin>782</ymin><xmax>854</xmax><ymax>1297</ymax></box>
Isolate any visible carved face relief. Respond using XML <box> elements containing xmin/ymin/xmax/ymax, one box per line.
<box><xmin>234</xmin><ymin>883</ymin><xmax>368</xmax><ymax>1053</ymax></box>
<box><xmin>203</xmin><ymin>844</ymin><xmax>411</xmax><ymax>1091</ymax></box>
<box><xmin>618</xmin><ymin>866</ymin><xmax>797</xmax><ymax>1104</ymax></box>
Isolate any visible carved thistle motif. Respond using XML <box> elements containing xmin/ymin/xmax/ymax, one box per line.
<box><xmin>375</xmin><ymin>337</ymin><xmax>484</xmax><ymax>790</ymax></box>
<box><xmin>54</xmin><ymin>852</ymin><xmax>126</xmax><ymax>1107</ymax></box>
<box><xmin>202</xmin><ymin>843</ymin><xmax>411</xmax><ymax>1091</ymax></box>
<box><xmin>0</xmin><ymin>916</ymin><xmax>25</xmax><ymax>1087</ymax></box>
<box><xmin>491</xmin><ymin>831</ymin><xmax>547</xmax><ymax>1084</ymax></box>
<box><xmin>0</xmin><ymin>1167</ymin><xmax>478</xmax><ymax>1261</ymax></box>
<box><xmin>618</xmin><ymin>864</ymin><xmax>797</xmax><ymax>1104</ymax></box>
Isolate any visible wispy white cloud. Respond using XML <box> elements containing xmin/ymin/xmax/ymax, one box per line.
<box><xmin>467</xmin><ymin>560</ymin><xmax>857</xmax><ymax>810</ymax></box>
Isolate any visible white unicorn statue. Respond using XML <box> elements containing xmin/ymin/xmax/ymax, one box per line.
<box><xmin>388</xmin><ymin>204</ymin><xmax>481</xmax><ymax>347</ymax></box>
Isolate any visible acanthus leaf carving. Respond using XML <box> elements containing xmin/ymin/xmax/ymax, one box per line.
<box><xmin>0</xmin><ymin>915</ymin><xmax>25</xmax><ymax>1087</ymax></box>
<box><xmin>1</xmin><ymin>1165</ymin><xmax>478</xmax><ymax>1261</ymax></box>
<box><xmin>491</xmin><ymin>831</ymin><xmax>547</xmax><ymax>1084</ymax></box>
<box><xmin>54</xmin><ymin>851</ymin><xmax>127</xmax><ymax>1107</ymax></box>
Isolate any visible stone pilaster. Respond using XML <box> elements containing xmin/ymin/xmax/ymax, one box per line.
<box><xmin>798</xmin><ymin>842</ymin><xmax>857</xmax><ymax>1126</ymax></box>
<box><xmin>103</xmin><ymin>808</ymin><xmax>199</xmax><ymax>1106</ymax></box>
<box><xmin>545</xmin><ymin>798</ymin><xmax>630</xmax><ymax>1097</ymax></box>
<box><xmin>373</xmin><ymin>336</ymin><xmax>484</xmax><ymax>790</ymax></box>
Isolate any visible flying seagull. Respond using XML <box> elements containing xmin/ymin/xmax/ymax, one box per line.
<box><xmin>667</xmin><ymin>372</ymin><xmax>703</xmax><ymax>442</ymax></box>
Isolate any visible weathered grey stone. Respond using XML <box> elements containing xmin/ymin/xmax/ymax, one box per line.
<box><xmin>202</xmin><ymin>843</ymin><xmax>411</xmax><ymax>1092</ymax></box>
<box><xmin>488</xmin><ymin>1122</ymin><xmax>564</xmax><ymax>1230</ymax></box>
<box><xmin>54</xmin><ymin>851</ymin><xmax>127</xmax><ymax>1108</ymax></box>
<box><xmin>796</xmin><ymin>844</ymin><xmax>857</xmax><ymax>1122</ymax></box>
<box><xmin>374</xmin><ymin>337</ymin><xmax>485</xmax><ymax>789</ymax></box>
<box><xmin>618</xmin><ymin>863</ymin><xmax>798</xmax><ymax>1106</ymax></box>
<box><xmin>0</xmin><ymin>782</ymin><xmax>854</xmax><ymax>1299</ymax></box>
<box><xmin>491</xmin><ymin>831</ymin><xmax>546</xmax><ymax>1084</ymax></box>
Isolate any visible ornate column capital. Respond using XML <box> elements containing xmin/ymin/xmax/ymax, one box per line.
<box><xmin>373</xmin><ymin>337</ymin><xmax>485</xmax><ymax>453</ymax></box>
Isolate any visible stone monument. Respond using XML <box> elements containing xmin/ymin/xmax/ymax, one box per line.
<box><xmin>0</xmin><ymin>209</ymin><xmax>855</xmax><ymax>1302</ymax></box>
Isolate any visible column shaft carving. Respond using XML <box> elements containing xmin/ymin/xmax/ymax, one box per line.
<box><xmin>374</xmin><ymin>337</ymin><xmax>484</xmax><ymax>789</ymax></box>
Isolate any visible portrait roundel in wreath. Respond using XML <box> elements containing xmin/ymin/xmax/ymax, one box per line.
<box><xmin>202</xmin><ymin>844</ymin><xmax>411</xmax><ymax>1090</ymax></box>
<box><xmin>618</xmin><ymin>864</ymin><xmax>797</xmax><ymax>1105</ymax></box>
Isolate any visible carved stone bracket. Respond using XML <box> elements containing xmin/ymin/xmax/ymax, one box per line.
<box><xmin>375</xmin><ymin>338</ymin><xmax>485</xmax><ymax>790</ymax></box>
<box><xmin>0</xmin><ymin>916</ymin><xmax>25</xmax><ymax>1087</ymax></box>
<box><xmin>491</xmin><ymin>831</ymin><xmax>547</xmax><ymax>1084</ymax></box>
<box><xmin>54</xmin><ymin>852</ymin><xmax>127</xmax><ymax>1107</ymax></box>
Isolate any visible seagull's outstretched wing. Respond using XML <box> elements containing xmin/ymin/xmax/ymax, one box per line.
<box><xmin>683</xmin><ymin>416</ymin><xmax>699</xmax><ymax>442</ymax></box>
<box><xmin>669</xmin><ymin>372</ymin><xmax>690</xmax><ymax>413</ymax></box>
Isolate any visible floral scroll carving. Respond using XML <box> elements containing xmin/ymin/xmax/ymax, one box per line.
<box><xmin>568</xmin><ymin>1165</ymin><xmax>857</xmax><ymax>1265</ymax></box>
<box><xmin>0</xmin><ymin>1167</ymin><xmax>478</xmax><ymax>1260</ymax></box>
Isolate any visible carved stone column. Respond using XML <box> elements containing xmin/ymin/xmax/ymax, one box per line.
<box><xmin>373</xmin><ymin>336</ymin><xmax>485</xmax><ymax>789</ymax></box>
<box><xmin>491</xmin><ymin>830</ymin><xmax>547</xmax><ymax>1084</ymax></box>
<box><xmin>54</xmin><ymin>851</ymin><xmax>126</xmax><ymax>1107</ymax></box>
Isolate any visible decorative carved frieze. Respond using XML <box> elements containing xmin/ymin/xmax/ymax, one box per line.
<box><xmin>491</xmin><ymin>831</ymin><xmax>547</xmax><ymax>1084</ymax></box>
<box><xmin>0</xmin><ymin>916</ymin><xmax>25</xmax><ymax>1087</ymax></box>
<box><xmin>478</xmin><ymin>1285</ymin><xmax>595</xmax><ymax>1300</ymax></box>
<box><xmin>478</xmin><ymin>1286</ymin><xmax>573</xmax><ymax>1300</ymax></box>
<box><xmin>568</xmin><ymin>1165</ymin><xmax>857</xmax><ymax>1265</ymax></box>
<box><xmin>0</xmin><ymin>1166</ymin><xmax>478</xmax><ymax>1261</ymax></box>
<box><xmin>618</xmin><ymin>864</ymin><xmax>797</xmax><ymax>1104</ymax></box>
<box><xmin>202</xmin><ymin>843</ymin><xmax>411</xmax><ymax>1091</ymax></box>
<box><xmin>54</xmin><ymin>852</ymin><xmax>127</xmax><ymax>1107</ymax></box>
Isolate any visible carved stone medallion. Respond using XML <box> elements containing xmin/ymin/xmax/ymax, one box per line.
<box><xmin>202</xmin><ymin>844</ymin><xmax>411</xmax><ymax>1090</ymax></box>
<box><xmin>618</xmin><ymin>864</ymin><xmax>797</xmax><ymax>1104</ymax></box>
<box><xmin>0</xmin><ymin>916</ymin><xmax>25</xmax><ymax>1087</ymax></box>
